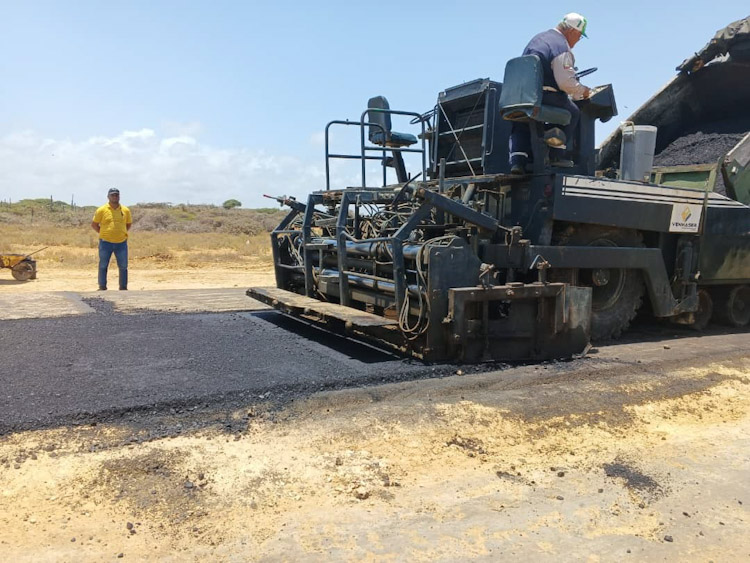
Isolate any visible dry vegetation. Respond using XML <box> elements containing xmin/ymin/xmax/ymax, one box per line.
<box><xmin>0</xmin><ymin>199</ymin><xmax>287</xmax><ymax>269</ymax></box>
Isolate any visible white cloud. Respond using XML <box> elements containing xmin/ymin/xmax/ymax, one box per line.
<box><xmin>0</xmin><ymin>127</ymin><xmax>413</xmax><ymax>209</ymax></box>
<box><xmin>0</xmin><ymin>128</ymin><xmax>344</xmax><ymax>208</ymax></box>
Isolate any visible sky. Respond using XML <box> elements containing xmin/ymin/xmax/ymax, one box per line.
<box><xmin>0</xmin><ymin>1</ymin><xmax>747</xmax><ymax>208</ymax></box>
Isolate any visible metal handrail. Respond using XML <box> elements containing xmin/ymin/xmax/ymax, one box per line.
<box><xmin>325</xmin><ymin>120</ymin><xmax>387</xmax><ymax>190</ymax></box>
<box><xmin>324</xmin><ymin>107</ymin><xmax>429</xmax><ymax>191</ymax></box>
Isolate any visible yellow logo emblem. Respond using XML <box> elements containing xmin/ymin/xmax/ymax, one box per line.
<box><xmin>681</xmin><ymin>206</ymin><xmax>692</xmax><ymax>222</ymax></box>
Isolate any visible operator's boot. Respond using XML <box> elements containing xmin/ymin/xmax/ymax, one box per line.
<box><xmin>549</xmin><ymin>147</ymin><xmax>574</xmax><ymax>168</ymax></box>
<box><xmin>509</xmin><ymin>152</ymin><xmax>529</xmax><ymax>175</ymax></box>
<box><xmin>544</xmin><ymin>127</ymin><xmax>567</xmax><ymax>150</ymax></box>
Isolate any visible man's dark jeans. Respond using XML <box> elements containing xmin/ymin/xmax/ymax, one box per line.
<box><xmin>509</xmin><ymin>91</ymin><xmax>581</xmax><ymax>165</ymax></box>
<box><xmin>98</xmin><ymin>239</ymin><xmax>128</xmax><ymax>290</ymax></box>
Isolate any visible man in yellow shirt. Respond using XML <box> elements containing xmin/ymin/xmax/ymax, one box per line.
<box><xmin>91</xmin><ymin>188</ymin><xmax>132</xmax><ymax>290</ymax></box>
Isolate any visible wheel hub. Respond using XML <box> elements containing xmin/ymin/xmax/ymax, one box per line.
<box><xmin>583</xmin><ymin>239</ymin><xmax>626</xmax><ymax>311</ymax></box>
<box><xmin>591</xmin><ymin>269</ymin><xmax>610</xmax><ymax>287</ymax></box>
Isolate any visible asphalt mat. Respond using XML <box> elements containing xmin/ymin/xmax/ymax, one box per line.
<box><xmin>0</xmin><ymin>291</ymin><xmax>746</xmax><ymax>435</ymax></box>
<box><xmin>0</xmin><ymin>306</ymin><xmax>460</xmax><ymax>433</ymax></box>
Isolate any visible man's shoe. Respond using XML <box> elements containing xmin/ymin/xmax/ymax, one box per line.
<box><xmin>510</xmin><ymin>163</ymin><xmax>526</xmax><ymax>175</ymax></box>
<box><xmin>550</xmin><ymin>159</ymin><xmax>574</xmax><ymax>168</ymax></box>
<box><xmin>119</xmin><ymin>287</ymin><xmax>128</xmax><ymax>291</ymax></box>
<box><xmin>98</xmin><ymin>286</ymin><xmax>107</xmax><ymax>291</ymax></box>
<box><xmin>544</xmin><ymin>127</ymin><xmax>567</xmax><ymax>149</ymax></box>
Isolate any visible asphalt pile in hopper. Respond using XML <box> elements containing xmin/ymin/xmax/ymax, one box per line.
<box><xmin>653</xmin><ymin>116</ymin><xmax>750</xmax><ymax>195</ymax></box>
<box><xmin>653</xmin><ymin>131</ymin><xmax>746</xmax><ymax>168</ymax></box>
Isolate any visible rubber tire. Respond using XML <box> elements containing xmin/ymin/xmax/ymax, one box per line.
<box><xmin>553</xmin><ymin>225</ymin><xmax>645</xmax><ymax>341</ymax></box>
<box><xmin>11</xmin><ymin>262</ymin><xmax>34</xmax><ymax>281</ymax></box>
<box><xmin>690</xmin><ymin>289</ymin><xmax>713</xmax><ymax>331</ymax></box>
<box><xmin>714</xmin><ymin>285</ymin><xmax>750</xmax><ymax>327</ymax></box>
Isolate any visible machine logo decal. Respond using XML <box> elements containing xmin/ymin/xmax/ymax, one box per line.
<box><xmin>670</xmin><ymin>204</ymin><xmax>702</xmax><ymax>233</ymax></box>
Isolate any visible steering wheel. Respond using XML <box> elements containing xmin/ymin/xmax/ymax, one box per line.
<box><xmin>410</xmin><ymin>108</ymin><xmax>436</xmax><ymax>125</ymax></box>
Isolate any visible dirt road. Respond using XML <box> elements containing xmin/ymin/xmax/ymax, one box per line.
<box><xmin>0</xmin><ymin>263</ymin><xmax>275</xmax><ymax>293</ymax></box>
<box><xmin>0</xmin><ymin>269</ymin><xmax>748</xmax><ymax>561</ymax></box>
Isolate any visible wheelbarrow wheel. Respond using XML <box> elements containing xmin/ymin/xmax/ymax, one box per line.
<box><xmin>11</xmin><ymin>261</ymin><xmax>35</xmax><ymax>281</ymax></box>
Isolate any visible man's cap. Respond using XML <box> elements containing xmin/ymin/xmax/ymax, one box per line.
<box><xmin>562</xmin><ymin>12</ymin><xmax>587</xmax><ymax>37</ymax></box>
<box><xmin>108</xmin><ymin>188</ymin><xmax>120</xmax><ymax>195</ymax></box>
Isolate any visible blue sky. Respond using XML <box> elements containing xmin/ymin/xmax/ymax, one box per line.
<box><xmin>0</xmin><ymin>1</ymin><xmax>747</xmax><ymax>207</ymax></box>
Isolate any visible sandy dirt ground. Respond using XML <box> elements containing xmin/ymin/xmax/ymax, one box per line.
<box><xmin>0</xmin><ymin>263</ymin><xmax>275</xmax><ymax>293</ymax></box>
<box><xmin>0</xmin><ymin>267</ymin><xmax>748</xmax><ymax>561</ymax></box>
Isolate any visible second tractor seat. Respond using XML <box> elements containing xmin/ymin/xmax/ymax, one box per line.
<box><xmin>498</xmin><ymin>55</ymin><xmax>571</xmax><ymax>127</ymax></box>
<box><xmin>367</xmin><ymin>96</ymin><xmax>418</xmax><ymax>148</ymax></box>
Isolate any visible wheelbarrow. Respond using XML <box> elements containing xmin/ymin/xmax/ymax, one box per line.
<box><xmin>1</xmin><ymin>247</ymin><xmax>46</xmax><ymax>281</ymax></box>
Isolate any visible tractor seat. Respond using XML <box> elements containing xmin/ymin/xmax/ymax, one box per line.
<box><xmin>367</xmin><ymin>96</ymin><xmax>418</xmax><ymax>148</ymax></box>
<box><xmin>498</xmin><ymin>55</ymin><xmax>571</xmax><ymax>126</ymax></box>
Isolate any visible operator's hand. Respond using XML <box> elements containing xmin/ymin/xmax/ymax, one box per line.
<box><xmin>582</xmin><ymin>87</ymin><xmax>592</xmax><ymax>99</ymax></box>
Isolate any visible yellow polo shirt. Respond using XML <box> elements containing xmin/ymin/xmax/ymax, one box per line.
<box><xmin>93</xmin><ymin>203</ymin><xmax>132</xmax><ymax>243</ymax></box>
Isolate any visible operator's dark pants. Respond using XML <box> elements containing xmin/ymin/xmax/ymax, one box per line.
<box><xmin>509</xmin><ymin>91</ymin><xmax>580</xmax><ymax>166</ymax></box>
<box><xmin>98</xmin><ymin>239</ymin><xmax>128</xmax><ymax>290</ymax></box>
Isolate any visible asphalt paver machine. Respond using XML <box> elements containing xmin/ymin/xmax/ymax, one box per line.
<box><xmin>250</xmin><ymin>19</ymin><xmax>750</xmax><ymax>362</ymax></box>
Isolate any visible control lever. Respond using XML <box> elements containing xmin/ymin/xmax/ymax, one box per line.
<box><xmin>575</xmin><ymin>67</ymin><xmax>597</xmax><ymax>79</ymax></box>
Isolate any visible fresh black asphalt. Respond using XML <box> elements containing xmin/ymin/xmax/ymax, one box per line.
<box><xmin>0</xmin><ymin>302</ymin><xmax>464</xmax><ymax>434</ymax></box>
<box><xmin>2</xmin><ymin>300</ymin><xmax>746</xmax><ymax>436</ymax></box>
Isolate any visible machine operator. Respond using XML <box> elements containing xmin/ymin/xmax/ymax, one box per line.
<box><xmin>509</xmin><ymin>12</ymin><xmax>593</xmax><ymax>174</ymax></box>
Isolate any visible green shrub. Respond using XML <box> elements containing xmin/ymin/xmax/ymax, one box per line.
<box><xmin>222</xmin><ymin>199</ymin><xmax>242</xmax><ymax>209</ymax></box>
